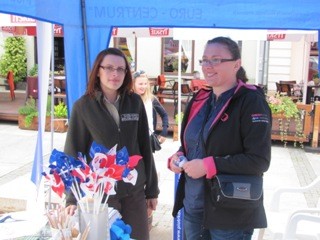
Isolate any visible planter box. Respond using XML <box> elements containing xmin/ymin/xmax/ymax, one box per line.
<box><xmin>173</xmin><ymin>125</ymin><xmax>179</xmax><ymax>141</ymax></box>
<box><xmin>18</xmin><ymin>115</ymin><xmax>50</xmax><ymax>131</ymax></box>
<box><xmin>26</xmin><ymin>76</ymin><xmax>38</xmax><ymax>99</ymax></box>
<box><xmin>271</xmin><ymin>114</ymin><xmax>304</xmax><ymax>142</ymax></box>
<box><xmin>18</xmin><ymin>115</ymin><xmax>68</xmax><ymax>132</ymax></box>
<box><xmin>53</xmin><ymin>119</ymin><xmax>68</xmax><ymax>133</ymax></box>
<box><xmin>271</xmin><ymin>104</ymin><xmax>313</xmax><ymax>143</ymax></box>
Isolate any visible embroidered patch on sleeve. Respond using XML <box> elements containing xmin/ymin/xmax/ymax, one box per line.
<box><xmin>251</xmin><ymin>113</ymin><xmax>269</xmax><ymax>123</ymax></box>
<box><xmin>121</xmin><ymin>113</ymin><xmax>139</xmax><ymax>121</ymax></box>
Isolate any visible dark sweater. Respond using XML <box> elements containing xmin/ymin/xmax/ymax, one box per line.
<box><xmin>64</xmin><ymin>91</ymin><xmax>159</xmax><ymax>206</ymax></box>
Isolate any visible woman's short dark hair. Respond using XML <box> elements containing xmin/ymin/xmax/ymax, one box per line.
<box><xmin>86</xmin><ymin>48</ymin><xmax>133</xmax><ymax>97</ymax></box>
<box><xmin>207</xmin><ymin>37</ymin><xmax>248</xmax><ymax>82</ymax></box>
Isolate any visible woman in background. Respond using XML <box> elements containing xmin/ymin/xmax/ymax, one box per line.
<box><xmin>132</xmin><ymin>70</ymin><xmax>169</xmax><ymax>146</ymax></box>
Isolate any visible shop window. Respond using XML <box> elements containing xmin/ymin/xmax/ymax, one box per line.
<box><xmin>54</xmin><ymin>37</ymin><xmax>65</xmax><ymax>74</ymax></box>
<box><xmin>309</xmin><ymin>42</ymin><xmax>318</xmax><ymax>80</ymax></box>
<box><xmin>311</xmin><ymin>42</ymin><xmax>318</xmax><ymax>56</ymax></box>
<box><xmin>34</xmin><ymin>37</ymin><xmax>65</xmax><ymax>74</ymax></box>
<box><xmin>162</xmin><ymin>37</ymin><xmax>194</xmax><ymax>75</ymax></box>
<box><xmin>113</xmin><ymin>37</ymin><xmax>135</xmax><ymax>70</ymax></box>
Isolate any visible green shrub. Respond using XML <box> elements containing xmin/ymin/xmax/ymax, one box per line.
<box><xmin>54</xmin><ymin>101</ymin><xmax>68</xmax><ymax>118</ymax></box>
<box><xmin>18</xmin><ymin>96</ymin><xmax>52</xmax><ymax>127</ymax></box>
<box><xmin>29</xmin><ymin>64</ymin><xmax>38</xmax><ymax>76</ymax></box>
<box><xmin>175</xmin><ymin>112</ymin><xmax>184</xmax><ymax>125</ymax></box>
<box><xmin>18</xmin><ymin>97</ymin><xmax>38</xmax><ymax>127</ymax></box>
<box><xmin>0</xmin><ymin>37</ymin><xmax>27</xmax><ymax>82</ymax></box>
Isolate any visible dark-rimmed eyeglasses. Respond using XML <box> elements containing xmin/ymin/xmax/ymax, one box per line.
<box><xmin>199</xmin><ymin>58</ymin><xmax>236</xmax><ymax>66</ymax></box>
<box><xmin>133</xmin><ymin>70</ymin><xmax>146</xmax><ymax>79</ymax></box>
<box><xmin>100</xmin><ymin>65</ymin><xmax>127</xmax><ymax>75</ymax></box>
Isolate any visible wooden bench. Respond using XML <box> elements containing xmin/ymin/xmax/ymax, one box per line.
<box><xmin>54</xmin><ymin>92</ymin><xmax>66</xmax><ymax>105</ymax></box>
<box><xmin>156</xmin><ymin>82</ymin><xmax>179</xmax><ymax>116</ymax></box>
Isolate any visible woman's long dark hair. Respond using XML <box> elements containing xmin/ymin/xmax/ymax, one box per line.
<box><xmin>207</xmin><ymin>37</ymin><xmax>249</xmax><ymax>83</ymax></box>
<box><xmin>85</xmin><ymin>48</ymin><xmax>133</xmax><ymax>97</ymax></box>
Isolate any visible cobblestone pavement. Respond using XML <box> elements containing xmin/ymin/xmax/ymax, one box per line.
<box><xmin>290</xmin><ymin>148</ymin><xmax>320</xmax><ymax>208</ymax></box>
<box><xmin>0</xmin><ymin>121</ymin><xmax>320</xmax><ymax>240</ymax></box>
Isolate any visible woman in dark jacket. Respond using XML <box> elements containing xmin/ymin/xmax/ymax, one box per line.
<box><xmin>168</xmin><ymin>37</ymin><xmax>271</xmax><ymax>240</ymax></box>
<box><xmin>64</xmin><ymin>48</ymin><xmax>159</xmax><ymax>240</ymax></box>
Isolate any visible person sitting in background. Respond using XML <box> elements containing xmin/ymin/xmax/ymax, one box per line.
<box><xmin>132</xmin><ymin>70</ymin><xmax>169</xmax><ymax>145</ymax></box>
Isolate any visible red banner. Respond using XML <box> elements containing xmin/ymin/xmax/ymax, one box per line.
<box><xmin>1</xmin><ymin>25</ymin><xmax>63</xmax><ymax>37</ymax></box>
<box><xmin>10</xmin><ymin>15</ymin><xmax>36</xmax><ymax>24</ymax></box>
<box><xmin>112</xmin><ymin>27</ymin><xmax>118</xmax><ymax>36</ymax></box>
<box><xmin>149</xmin><ymin>28</ymin><xmax>170</xmax><ymax>37</ymax></box>
<box><xmin>267</xmin><ymin>34</ymin><xmax>286</xmax><ymax>41</ymax></box>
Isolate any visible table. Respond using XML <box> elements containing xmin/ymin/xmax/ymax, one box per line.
<box><xmin>54</xmin><ymin>76</ymin><xmax>66</xmax><ymax>92</ymax></box>
<box><xmin>53</xmin><ymin>76</ymin><xmax>66</xmax><ymax>104</ymax></box>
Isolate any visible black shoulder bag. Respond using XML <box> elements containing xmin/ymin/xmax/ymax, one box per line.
<box><xmin>208</xmin><ymin>174</ymin><xmax>263</xmax><ymax>209</ymax></box>
<box><xmin>150</xmin><ymin>132</ymin><xmax>161</xmax><ymax>152</ymax></box>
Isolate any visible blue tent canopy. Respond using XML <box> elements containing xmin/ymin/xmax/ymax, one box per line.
<box><xmin>1</xmin><ymin>0</ymin><xmax>319</xmax><ymax>111</ymax></box>
<box><xmin>1</xmin><ymin>1</ymin><xmax>319</xmax><ymax>236</ymax></box>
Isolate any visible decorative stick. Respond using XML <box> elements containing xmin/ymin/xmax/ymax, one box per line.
<box><xmin>81</xmin><ymin>222</ymin><xmax>90</xmax><ymax>240</ymax></box>
<box><xmin>46</xmin><ymin>212</ymin><xmax>57</xmax><ymax>228</ymax></box>
<box><xmin>70</xmin><ymin>185</ymin><xmax>85</xmax><ymax>213</ymax></box>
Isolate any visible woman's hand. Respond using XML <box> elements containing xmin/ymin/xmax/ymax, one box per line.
<box><xmin>65</xmin><ymin>205</ymin><xmax>77</xmax><ymax>215</ymax></box>
<box><xmin>146</xmin><ymin>198</ymin><xmax>158</xmax><ymax>211</ymax></box>
<box><xmin>183</xmin><ymin>159</ymin><xmax>206</xmax><ymax>179</ymax></box>
<box><xmin>157</xmin><ymin>135</ymin><xmax>166</xmax><ymax>144</ymax></box>
<box><xmin>169</xmin><ymin>154</ymin><xmax>184</xmax><ymax>174</ymax></box>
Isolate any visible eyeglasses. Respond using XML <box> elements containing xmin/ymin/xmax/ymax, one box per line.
<box><xmin>100</xmin><ymin>65</ymin><xmax>127</xmax><ymax>75</ymax></box>
<box><xmin>199</xmin><ymin>58</ymin><xmax>236</xmax><ymax>66</ymax></box>
<box><xmin>133</xmin><ymin>70</ymin><xmax>146</xmax><ymax>79</ymax></box>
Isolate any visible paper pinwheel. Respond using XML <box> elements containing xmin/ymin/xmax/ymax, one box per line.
<box><xmin>42</xmin><ymin>141</ymin><xmax>142</xmax><ymax>213</ymax></box>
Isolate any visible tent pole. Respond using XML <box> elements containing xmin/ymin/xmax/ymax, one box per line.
<box><xmin>81</xmin><ymin>0</ymin><xmax>90</xmax><ymax>80</ymax></box>
<box><xmin>50</xmin><ymin>24</ymin><xmax>55</xmax><ymax>154</ymax></box>
<box><xmin>318</xmin><ymin>30</ymin><xmax>320</xmax><ymax>75</ymax></box>
<box><xmin>48</xmin><ymin>23</ymin><xmax>55</xmax><ymax>211</ymax></box>
<box><xmin>177</xmin><ymin>40</ymin><xmax>182</xmax><ymax>136</ymax></box>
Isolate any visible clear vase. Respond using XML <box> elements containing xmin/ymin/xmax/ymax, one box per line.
<box><xmin>50</xmin><ymin>227</ymin><xmax>72</xmax><ymax>239</ymax></box>
<box><xmin>79</xmin><ymin>203</ymin><xmax>109</xmax><ymax>240</ymax></box>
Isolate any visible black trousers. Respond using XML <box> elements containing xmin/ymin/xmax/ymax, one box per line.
<box><xmin>108</xmin><ymin>188</ymin><xmax>149</xmax><ymax>240</ymax></box>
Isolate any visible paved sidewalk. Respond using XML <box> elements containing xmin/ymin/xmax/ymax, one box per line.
<box><xmin>0</xmin><ymin>121</ymin><xmax>319</xmax><ymax>239</ymax></box>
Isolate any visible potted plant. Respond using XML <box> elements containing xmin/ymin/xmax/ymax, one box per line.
<box><xmin>53</xmin><ymin>101</ymin><xmax>68</xmax><ymax>132</ymax></box>
<box><xmin>18</xmin><ymin>96</ymin><xmax>51</xmax><ymax>130</ymax></box>
<box><xmin>26</xmin><ymin>64</ymin><xmax>38</xmax><ymax>99</ymax></box>
<box><xmin>28</xmin><ymin>64</ymin><xmax>38</xmax><ymax>77</ymax></box>
<box><xmin>0</xmin><ymin>36</ymin><xmax>27</xmax><ymax>84</ymax></box>
<box><xmin>267</xmin><ymin>94</ymin><xmax>304</xmax><ymax>147</ymax></box>
<box><xmin>313</xmin><ymin>73</ymin><xmax>319</xmax><ymax>86</ymax></box>
<box><xmin>18</xmin><ymin>96</ymin><xmax>38</xmax><ymax>130</ymax></box>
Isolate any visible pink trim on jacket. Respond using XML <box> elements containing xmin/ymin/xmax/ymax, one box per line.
<box><xmin>203</xmin><ymin>156</ymin><xmax>217</xmax><ymax>178</ymax></box>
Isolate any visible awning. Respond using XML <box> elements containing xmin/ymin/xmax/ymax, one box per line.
<box><xmin>1</xmin><ymin>25</ymin><xmax>63</xmax><ymax>37</ymax></box>
<box><xmin>112</xmin><ymin>27</ymin><xmax>172</xmax><ymax>38</ymax></box>
<box><xmin>0</xmin><ymin>14</ymin><xmax>63</xmax><ymax>36</ymax></box>
<box><xmin>173</xmin><ymin>28</ymin><xmax>318</xmax><ymax>42</ymax></box>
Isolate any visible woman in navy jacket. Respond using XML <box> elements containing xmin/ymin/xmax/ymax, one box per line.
<box><xmin>168</xmin><ymin>37</ymin><xmax>271</xmax><ymax>240</ymax></box>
